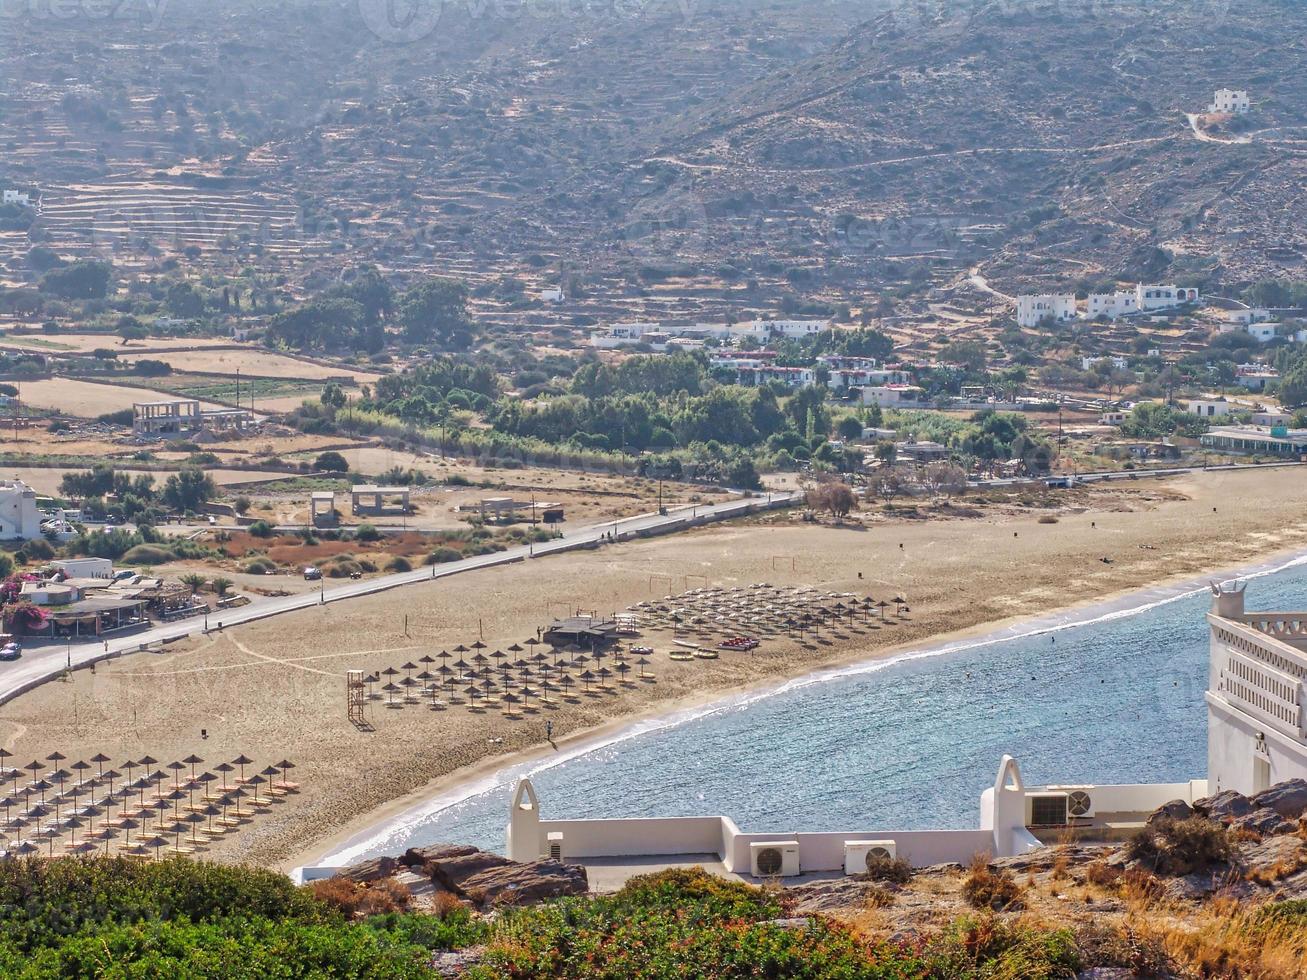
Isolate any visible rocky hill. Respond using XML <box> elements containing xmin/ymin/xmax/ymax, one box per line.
<box><xmin>2</xmin><ymin>0</ymin><xmax>1305</xmax><ymax>321</ymax></box>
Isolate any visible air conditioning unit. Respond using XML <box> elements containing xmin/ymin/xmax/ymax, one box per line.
<box><xmin>749</xmin><ymin>840</ymin><xmax>801</xmax><ymax>877</ymax></box>
<box><xmin>1027</xmin><ymin>788</ymin><xmax>1095</xmax><ymax>826</ymax></box>
<box><xmin>843</xmin><ymin>840</ymin><xmax>897</xmax><ymax>876</ymax></box>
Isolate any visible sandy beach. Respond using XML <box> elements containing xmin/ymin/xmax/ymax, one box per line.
<box><xmin>4</xmin><ymin>466</ymin><xmax>1307</xmax><ymax>871</ymax></box>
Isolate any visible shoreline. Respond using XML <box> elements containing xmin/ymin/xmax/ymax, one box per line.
<box><xmin>291</xmin><ymin>539</ymin><xmax>1307</xmax><ymax>873</ymax></box>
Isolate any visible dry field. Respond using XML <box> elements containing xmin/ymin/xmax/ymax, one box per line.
<box><xmin>16</xmin><ymin>378</ymin><xmax>230</xmax><ymax>417</ymax></box>
<box><xmin>1</xmin><ymin>466</ymin><xmax>292</xmax><ymax>496</ymax></box>
<box><xmin>5</xmin><ymin>467</ymin><xmax>1307</xmax><ymax>870</ymax></box>
<box><xmin>119</xmin><ymin>348</ymin><xmax>382</xmax><ymax>382</ymax></box>
<box><xmin>0</xmin><ymin>332</ymin><xmax>234</xmax><ymax>354</ymax></box>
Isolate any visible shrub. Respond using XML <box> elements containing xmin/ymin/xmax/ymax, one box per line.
<box><xmin>242</xmin><ymin>557</ymin><xmax>276</xmax><ymax>575</ymax></box>
<box><xmin>924</xmin><ymin>915</ymin><xmax>1080</xmax><ymax>978</ymax></box>
<box><xmin>961</xmin><ymin>855</ymin><xmax>1024</xmax><ymax>911</ymax></box>
<box><xmin>1127</xmin><ymin>817</ymin><xmax>1234</xmax><ymax>876</ymax></box>
<box><xmin>233</xmin><ymin>495</ymin><xmax>252</xmax><ymax>515</ymax></box>
<box><xmin>24</xmin><ymin>538</ymin><xmax>54</xmax><ymax>560</ymax></box>
<box><xmin>248</xmin><ymin>520</ymin><xmax>275</xmax><ymax>538</ymax></box>
<box><xmin>1038</xmin><ymin>515</ymin><xmax>1059</xmax><ymax>524</ymax></box>
<box><xmin>861</xmin><ymin>854</ymin><xmax>913</xmax><ymax>885</ymax></box>
<box><xmin>97</xmin><ymin>408</ymin><xmax>135</xmax><ymax>426</ymax></box>
<box><xmin>121</xmin><ymin>544</ymin><xmax>175</xmax><ymax>565</ymax></box>
<box><xmin>426</xmin><ymin>547</ymin><xmax>462</xmax><ymax>564</ymax></box>
<box><xmin>325</xmin><ymin>559</ymin><xmax>363</xmax><ymax>578</ymax></box>
<box><xmin>354</xmin><ymin>523</ymin><xmax>381</xmax><ymax>542</ymax></box>
<box><xmin>313</xmin><ymin>451</ymin><xmax>349</xmax><ymax>472</ymax></box>
<box><xmin>384</xmin><ymin>556</ymin><xmax>412</xmax><ymax>573</ymax></box>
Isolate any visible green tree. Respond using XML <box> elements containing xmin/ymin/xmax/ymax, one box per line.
<box><xmin>836</xmin><ymin>415</ymin><xmax>865</xmax><ymax>442</ymax></box>
<box><xmin>180</xmin><ymin>572</ymin><xmax>206</xmax><ymax>595</ymax></box>
<box><xmin>398</xmin><ymin>278</ymin><xmax>471</xmax><ymax>347</ymax></box>
<box><xmin>313</xmin><ymin>451</ymin><xmax>349</xmax><ymax>472</ymax></box>
<box><xmin>38</xmin><ymin>259</ymin><xmax>112</xmax><ymax>300</ymax></box>
<box><xmin>161</xmin><ymin>467</ymin><xmax>217</xmax><ymax>513</ymax></box>
<box><xmin>320</xmin><ymin>383</ymin><xmax>348</xmax><ymax>411</ymax></box>
<box><xmin>165</xmin><ymin>281</ymin><xmax>205</xmax><ymax>318</ymax></box>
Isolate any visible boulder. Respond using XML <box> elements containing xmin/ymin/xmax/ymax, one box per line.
<box><xmin>457</xmin><ymin>857</ymin><xmax>588</xmax><ymax>908</ymax></box>
<box><xmin>1146</xmin><ymin>799</ymin><xmax>1193</xmax><ymax>825</ymax></box>
<box><xmin>400</xmin><ymin>844</ymin><xmax>480</xmax><ymax>869</ymax></box>
<box><xmin>786</xmin><ymin>878</ymin><xmax>892</xmax><ymax>914</ymax></box>
<box><xmin>1231</xmin><ymin>807</ymin><xmax>1296</xmax><ymax>837</ymax></box>
<box><xmin>334</xmin><ymin>855</ymin><xmax>398</xmax><ymax>884</ymax></box>
<box><xmin>1250</xmin><ymin>779</ymin><xmax>1307</xmax><ymax>821</ymax></box>
<box><xmin>1241</xmin><ymin>834</ymin><xmax>1307</xmax><ymax>881</ymax></box>
<box><xmin>1193</xmin><ymin>789</ymin><xmax>1253</xmax><ymax>823</ymax></box>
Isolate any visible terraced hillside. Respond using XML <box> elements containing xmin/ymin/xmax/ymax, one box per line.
<box><xmin>2</xmin><ymin>0</ymin><xmax>1305</xmax><ymax>322</ymax></box>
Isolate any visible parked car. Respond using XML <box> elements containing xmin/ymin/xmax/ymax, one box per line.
<box><xmin>303</xmin><ymin>566</ymin><xmax>322</xmax><ymax>581</ymax></box>
<box><xmin>0</xmin><ymin>643</ymin><xmax>21</xmax><ymax>661</ymax></box>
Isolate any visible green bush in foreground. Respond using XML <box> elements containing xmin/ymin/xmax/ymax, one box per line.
<box><xmin>0</xmin><ymin>859</ymin><xmax>1087</xmax><ymax>978</ymax></box>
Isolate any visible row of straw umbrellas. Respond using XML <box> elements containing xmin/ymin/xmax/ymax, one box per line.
<box><xmin>0</xmin><ymin>750</ymin><xmax>299</xmax><ymax>860</ymax></box>
<box><xmin>363</xmin><ymin>638</ymin><xmax>656</xmax><ymax>719</ymax></box>
<box><xmin>630</xmin><ymin>584</ymin><xmax>908</xmax><ymax>641</ymax></box>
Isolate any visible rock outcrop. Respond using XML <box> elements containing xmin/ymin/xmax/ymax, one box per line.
<box><xmin>336</xmin><ymin>842</ymin><xmax>589</xmax><ymax>910</ymax></box>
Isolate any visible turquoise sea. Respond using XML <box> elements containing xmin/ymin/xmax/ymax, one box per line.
<box><xmin>323</xmin><ymin>554</ymin><xmax>1307</xmax><ymax>864</ymax></box>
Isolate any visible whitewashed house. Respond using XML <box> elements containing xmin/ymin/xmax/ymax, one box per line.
<box><xmin>1016</xmin><ymin>294</ymin><xmax>1077</xmax><ymax>328</ymax></box>
<box><xmin>0</xmin><ymin>480</ymin><xmax>43</xmax><ymax>540</ymax></box>
<box><xmin>1187</xmin><ymin>398</ymin><xmax>1230</xmax><ymax>419</ymax></box>
<box><xmin>1080</xmin><ymin>355</ymin><xmax>1129</xmax><ymax>372</ymax></box>
<box><xmin>1247</xmin><ymin>323</ymin><xmax>1279</xmax><ymax>343</ymax></box>
<box><xmin>1135</xmin><ymin>284</ymin><xmax>1200</xmax><ymax>312</ymax></box>
<box><xmin>2</xmin><ymin>189</ymin><xmax>31</xmax><ymax>207</ymax></box>
<box><xmin>539</xmin><ymin>286</ymin><xmax>565</xmax><ymax>303</ymax></box>
<box><xmin>1210</xmin><ymin>89</ymin><xmax>1251</xmax><ymax>114</ymax></box>
<box><xmin>1086</xmin><ymin>291</ymin><xmax>1138</xmax><ymax>320</ymax></box>
<box><xmin>860</xmin><ymin>384</ymin><xmax>926</xmax><ymax>408</ymax></box>
<box><xmin>739</xmin><ymin>318</ymin><xmax>829</xmax><ymax>340</ymax></box>
<box><xmin>590</xmin><ymin>322</ymin><xmax>659</xmax><ymax>348</ymax></box>
<box><xmin>1206</xmin><ymin>584</ymin><xmax>1307</xmax><ymax>795</ymax></box>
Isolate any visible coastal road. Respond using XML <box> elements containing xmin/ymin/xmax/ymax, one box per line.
<box><xmin>971</xmin><ymin>459</ymin><xmax>1305</xmax><ymax>489</ymax></box>
<box><xmin>0</xmin><ymin>492</ymin><xmax>802</xmax><ymax>708</ymax></box>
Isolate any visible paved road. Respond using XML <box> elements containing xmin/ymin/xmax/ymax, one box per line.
<box><xmin>0</xmin><ymin>492</ymin><xmax>802</xmax><ymax>707</ymax></box>
<box><xmin>971</xmin><ymin>460</ymin><xmax>1305</xmax><ymax>489</ymax></box>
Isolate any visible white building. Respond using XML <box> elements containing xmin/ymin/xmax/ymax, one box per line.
<box><xmin>1136</xmin><ymin>284</ymin><xmax>1200</xmax><ymax>312</ymax></box>
<box><xmin>47</xmin><ymin>557</ymin><xmax>114</xmax><ymax>579</ymax></box>
<box><xmin>1086</xmin><ymin>291</ymin><xmax>1138</xmax><ymax>320</ymax></box>
<box><xmin>589</xmin><ymin>322</ymin><xmax>659</xmax><ymax>348</ymax></box>
<box><xmin>2</xmin><ymin>189</ymin><xmax>31</xmax><ymax>207</ymax></box>
<box><xmin>539</xmin><ymin>286</ymin><xmax>565</xmax><ymax>303</ymax></box>
<box><xmin>1016</xmin><ymin>294</ymin><xmax>1077</xmax><ymax>328</ymax></box>
<box><xmin>1247</xmin><ymin>323</ymin><xmax>1279</xmax><ymax>343</ymax></box>
<box><xmin>1206</xmin><ymin>584</ymin><xmax>1307</xmax><ymax>795</ymax></box>
<box><xmin>1080</xmin><ymin>355</ymin><xmax>1129</xmax><ymax>372</ymax></box>
<box><xmin>1187</xmin><ymin>398</ymin><xmax>1230</xmax><ymax>419</ymax></box>
<box><xmin>860</xmin><ymin>384</ymin><xmax>926</xmax><ymax>408</ymax></box>
<box><xmin>742</xmin><ymin>318</ymin><xmax>829</xmax><ymax>340</ymax></box>
<box><xmin>0</xmin><ymin>480</ymin><xmax>43</xmax><ymax>540</ymax></box>
<box><xmin>1210</xmin><ymin>89</ymin><xmax>1251</xmax><ymax>114</ymax></box>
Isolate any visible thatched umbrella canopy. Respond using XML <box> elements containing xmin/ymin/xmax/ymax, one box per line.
<box><xmin>50</xmin><ymin>767</ymin><xmax>71</xmax><ymax>797</ymax></box>
<box><xmin>400</xmin><ymin>662</ymin><xmax>417</xmax><ymax>683</ymax></box>
<box><xmin>231</xmin><ymin>755</ymin><xmax>254</xmax><ymax>784</ymax></box>
<box><xmin>184</xmin><ymin>811</ymin><xmax>207</xmax><ymax>847</ymax></box>
<box><xmin>877</xmin><ymin>600</ymin><xmax>891</xmax><ymax>621</ymax></box>
<box><xmin>380</xmin><ymin>666</ymin><xmax>399</xmax><ymax>685</ymax></box>
<box><xmin>636</xmin><ymin>656</ymin><xmax>651</xmax><ymax>678</ymax></box>
<box><xmin>30</xmin><ymin>779</ymin><xmax>51</xmax><ymax>806</ymax></box>
<box><xmin>118</xmin><ymin>817</ymin><xmax>141</xmax><ymax>847</ymax></box>
<box><xmin>464</xmin><ymin>686</ymin><xmax>480</xmax><ymax>707</ymax></box>
<box><xmin>365</xmin><ymin>673</ymin><xmax>379</xmax><ymax>698</ymax></box>
<box><xmin>615</xmin><ymin>662</ymin><xmax>632</xmax><ymax>684</ymax></box>
<box><xmin>64</xmin><ymin>814</ymin><xmax>85</xmax><ymax>847</ymax></box>
<box><xmin>452</xmin><ymin>658</ymin><xmax>471</xmax><ymax>677</ymax></box>
<box><xmin>12</xmin><ymin>840</ymin><xmax>39</xmax><ymax>858</ymax></box>
<box><xmin>491</xmin><ymin>648</ymin><xmax>507</xmax><ymax>668</ymax></box>
<box><xmin>275</xmin><ymin>761</ymin><xmax>296</xmax><ymax>792</ymax></box>
<box><xmin>400</xmin><ymin>676</ymin><xmax>419</xmax><ymax>700</ymax></box>
<box><xmin>213</xmin><ymin>762</ymin><xmax>234</xmax><ymax>795</ymax></box>
<box><xmin>182</xmin><ymin>755</ymin><xmax>204</xmax><ymax>782</ymax></box>
<box><xmin>506</xmin><ymin>643</ymin><xmax>524</xmax><ymax>655</ymax></box>
<box><xmin>138</xmin><ymin>756</ymin><xmax>159</xmax><ymax>782</ymax></box>
<box><xmin>519</xmin><ymin>686</ymin><xmax>537</xmax><ymax>708</ymax></box>
<box><xmin>69</xmin><ymin>840</ymin><xmax>98</xmax><ymax>858</ymax></box>
<box><xmin>560</xmin><ymin>675</ymin><xmax>576</xmax><ymax>695</ymax></box>
<box><xmin>201</xmin><ymin>803</ymin><xmax>223</xmax><ymax>835</ymax></box>
<box><xmin>381</xmin><ymin>681</ymin><xmax>400</xmax><ymax>706</ymax></box>
<box><xmin>437</xmin><ymin>650</ymin><xmax>451</xmax><ymax>666</ymax></box>
<box><xmin>470</xmin><ymin>640</ymin><xmax>487</xmax><ymax>654</ymax></box>
<box><xmin>0</xmin><ymin>795</ymin><xmax>14</xmax><ymax>827</ymax></box>
<box><xmin>143</xmin><ymin>835</ymin><xmax>169</xmax><ymax>861</ymax></box>
<box><xmin>419</xmin><ymin>654</ymin><xmax>435</xmax><ymax>669</ymax></box>
<box><xmin>90</xmin><ymin>753</ymin><xmax>111</xmax><ymax>778</ymax></box>
<box><xmin>596</xmin><ymin>666</ymin><xmax>614</xmax><ymax>688</ymax></box>
<box><xmin>578</xmin><ymin>670</ymin><xmax>595</xmax><ymax>692</ymax></box>
<box><xmin>500</xmin><ymin>692</ymin><xmax>521</xmax><ymax>715</ymax></box>
<box><xmin>82</xmin><ymin>804</ymin><xmax>104</xmax><ymax>835</ymax></box>
<box><xmin>166</xmin><ymin>761</ymin><xmax>186</xmax><ymax>791</ymax></box>
<box><xmin>71</xmin><ymin>759</ymin><xmax>91</xmax><ymax>787</ymax></box>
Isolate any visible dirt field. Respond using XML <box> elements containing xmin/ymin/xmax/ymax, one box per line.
<box><xmin>0</xmin><ymin>332</ymin><xmax>234</xmax><ymax>354</ymax></box>
<box><xmin>119</xmin><ymin>349</ymin><xmax>382</xmax><ymax>382</ymax></box>
<box><xmin>2</xmin><ymin>466</ymin><xmax>290</xmax><ymax>496</ymax></box>
<box><xmin>5</xmin><ymin>466</ymin><xmax>1307</xmax><ymax>870</ymax></box>
<box><xmin>16</xmin><ymin>378</ymin><xmax>230</xmax><ymax>417</ymax></box>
